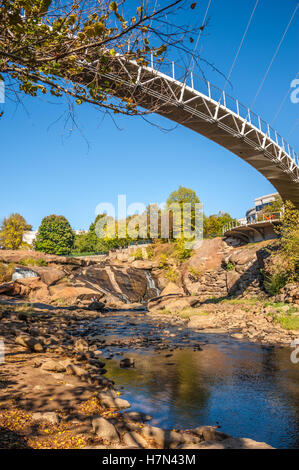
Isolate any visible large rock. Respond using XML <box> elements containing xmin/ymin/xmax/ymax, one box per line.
<box><xmin>141</xmin><ymin>425</ymin><xmax>166</xmax><ymax>448</ymax></box>
<box><xmin>196</xmin><ymin>437</ymin><xmax>274</xmax><ymax>449</ymax></box>
<box><xmin>123</xmin><ymin>432</ymin><xmax>148</xmax><ymax>448</ymax></box>
<box><xmin>29</xmin><ymin>266</ymin><xmax>65</xmax><ymax>286</ymax></box>
<box><xmin>187</xmin><ymin>315</ymin><xmax>215</xmax><ymax>329</ymax></box>
<box><xmin>98</xmin><ymin>392</ymin><xmax>131</xmax><ymax>410</ymax></box>
<box><xmin>160</xmin><ymin>282</ymin><xmax>184</xmax><ymax>296</ymax></box>
<box><xmin>32</xmin><ymin>412</ymin><xmax>60</xmax><ymax>425</ymax></box>
<box><xmin>15</xmin><ymin>335</ymin><xmax>44</xmax><ymax>352</ymax></box>
<box><xmin>92</xmin><ymin>417</ymin><xmax>120</xmax><ymax>442</ymax></box>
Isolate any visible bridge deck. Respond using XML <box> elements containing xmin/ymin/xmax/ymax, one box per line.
<box><xmin>81</xmin><ymin>56</ymin><xmax>299</xmax><ymax>208</ymax></box>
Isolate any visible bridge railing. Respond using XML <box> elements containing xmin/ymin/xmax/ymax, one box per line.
<box><xmin>138</xmin><ymin>53</ymin><xmax>299</xmax><ymax>168</ymax></box>
<box><xmin>222</xmin><ymin>213</ymin><xmax>283</xmax><ymax>235</ymax></box>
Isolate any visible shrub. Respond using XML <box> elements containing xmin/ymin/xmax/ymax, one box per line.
<box><xmin>225</xmin><ymin>262</ymin><xmax>235</xmax><ymax>271</ymax></box>
<box><xmin>35</xmin><ymin>215</ymin><xmax>75</xmax><ymax>255</ymax></box>
<box><xmin>188</xmin><ymin>266</ymin><xmax>201</xmax><ymax>281</ymax></box>
<box><xmin>146</xmin><ymin>245</ymin><xmax>154</xmax><ymax>260</ymax></box>
<box><xmin>19</xmin><ymin>258</ymin><xmax>48</xmax><ymax>267</ymax></box>
<box><xmin>174</xmin><ymin>239</ymin><xmax>192</xmax><ymax>261</ymax></box>
<box><xmin>264</xmin><ymin>272</ymin><xmax>288</xmax><ymax>296</ymax></box>
<box><xmin>133</xmin><ymin>248</ymin><xmax>143</xmax><ymax>260</ymax></box>
<box><xmin>0</xmin><ymin>214</ymin><xmax>32</xmax><ymax>249</ymax></box>
<box><xmin>158</xmin><ymin>253</ymin><xmax>168</xmax><ymax>268</ymax></box>
<box><xmin>0</xmin><ymin>262</ymin><xmax>15</xmax><ymax>282</ymax></box>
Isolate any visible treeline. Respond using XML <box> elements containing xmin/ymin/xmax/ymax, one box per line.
<box><xmin>0</xmin><ymin>186</ymin><xmax>237</xmax><ymax>256</ymax></box>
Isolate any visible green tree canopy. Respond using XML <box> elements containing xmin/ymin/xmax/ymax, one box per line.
<box><xmin>0</xmin><ymin>213</ymin><xmax>32</xmax><ymax>249</ymax></box>
<box><xmin>35</xmin><ymin>214</ymin><xmax>74</xmax><ymax>255</ymax></box>
<box><xmin>204</xmin><ymin>211</ymin><xmax>236</xmax><ymax>238</ymax></box>
<box><xmin>166</xmin><ymin>186</ymin><xmax>200</xmax><ymax>207</ymax></box>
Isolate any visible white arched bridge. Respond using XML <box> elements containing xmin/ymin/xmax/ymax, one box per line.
<box><xmin>83</xmin><ymin>54</ymin><xmax>299</xmax><ymax>208</ymax></box>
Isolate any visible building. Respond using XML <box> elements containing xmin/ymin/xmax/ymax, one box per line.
<box><xmin>245</xmin><ymin>192</ymin><xmax>279</xmax><ymax>224</ymax></box>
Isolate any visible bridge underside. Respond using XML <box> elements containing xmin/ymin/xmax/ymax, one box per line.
<box><xmin>80</xmin><ymin>58</ymin><xmax>299</xmax><ymax>208</ymax></box>
<box><xmin>224</xmin><ymin>221</ymin><xmax>281</xmax><ymax>243</ymax></box>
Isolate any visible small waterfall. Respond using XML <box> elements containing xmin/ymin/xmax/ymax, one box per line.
<box><xmin>145</xmin><ymin>271</ymin><xmax>160</xmax><ymax>297</ymax></box>
<box><xmin>12</xmin><ymin>268</ymin><xmax>38</xmax><ymax>281</ymax></box>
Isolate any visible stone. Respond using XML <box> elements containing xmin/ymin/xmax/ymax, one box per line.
<box><xmin>92</xmin><ymin>416</ymin><xmax>120</xmax><ymax>442</ymax></box>
<box><xmin>73</xmin><ymin>338</ymin><xmax>89</xmax><ymax>352</ymax></box>
<box><xmin>32</xmin><ymin>412</ymin><xmax>59</xmax><ymax>425</ymax></box>
<box><xmin>98</xmin><ymin>393</ymin><xmax>131</xmax><ymax>410</ymax></box>
<box><xmin>122</xmin><ymin>432</ymin><xmax>148</xmax><ymax>448</ymax></box>
<box><xmin>122</xmin><ymin>411</ymin><xmax>152</xmax><ymax>422</ymax></box>
<box><xmin>141</xmin><ymin>425</ymin><xmax>166</xmax><ymax>448</ymax></box>
<box><xmin>88</xmin><ymin>301</ymin><xmax>106</xmax><ymax>312</ymax></box>
<box><xmin>187</xmin><ymin>316</ymin><xmax>215</xmax><ymax>329</ymax></box>
<box><xmin>40</xmin><ymin>359</ymin><xmax>69</xmax><ymax>372</ymax></box>
<box><xmin>65</xmin><ymin>363</ymin><xmax>87</xmax><ymax>378</ymax></box>
<box><xmin>197</xmin><ymin>437</ymin><xmax>274</xmax><ymax>449</ymax></box>
<box><xmin>160</xmin><ymin>283</ymin><xmax>184</xmax><ymax>296</ymax></box>
<box><xmin>120</xmin><ymin>358</ymin><xmax>135</xmax><ymax>368</ymax></box>
<box><xmin>15</xmin><ymin>335</ymin><xmax>44</xmax><ymax>352</ymax></box>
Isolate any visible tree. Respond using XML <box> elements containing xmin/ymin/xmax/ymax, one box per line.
<box><xmin>35</xmin><ymin>214</ymin><xmax>74</xmax><ymax>255</ymax></box>
<box><xmin>204</xmin><ymin>211</ymin><xmax>235</xmax><ymax>238</ymax></box>
<box><xmin>166</xmin><ymin>186</ymin><xmax>201</xmax><ymax>239</ymax></box>
<box><xmin>0</xmin><ymin>1</ymin><xmax>201</xmax><ymax>119</ymax></box>
<box><xmin>278</xmin><ymin>200</ymin><xmax>299</xmax><ymax>278</ymax></box>
<box><xmin>167</xmin><ymin>186</ymin><xmax>200</xmax><ymax>207</ymax></box>
<box><xmin>0</xmin><ymin>213</ymin><xmax>32</xmax><ymax>249</ymax></box>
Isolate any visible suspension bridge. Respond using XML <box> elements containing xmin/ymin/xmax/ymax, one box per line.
<box><xmin>82</xmin><ymin>53</ymin><xmax>299</xmax><ymax>208</ymax></box>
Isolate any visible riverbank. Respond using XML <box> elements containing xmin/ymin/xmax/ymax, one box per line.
<box><xmin>0</xmin><ymin>302</ymin><xmax>275</xmax><ymax>449</ymax></box>
<box><xmin>148</xmin><ymin>297</ymin><xmax>299</xmax><ymax>346</ymax></box>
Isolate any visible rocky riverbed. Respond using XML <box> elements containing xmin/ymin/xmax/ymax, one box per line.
<box><xmin>0</xmin><ymin>302</ymin><xmax>282</xmax><ymax>449</ymax></box>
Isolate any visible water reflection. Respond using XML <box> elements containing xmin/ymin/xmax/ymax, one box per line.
<box><xmin>105</xmin><ymin>343</ymin><xmax>299</xmax><ymax>448</ymax></box>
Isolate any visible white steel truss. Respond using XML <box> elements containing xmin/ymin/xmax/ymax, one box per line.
<box><xmin>83</xmin><ymin>54</ymin><xmax>299</xmax><ymax>208</ymax></box>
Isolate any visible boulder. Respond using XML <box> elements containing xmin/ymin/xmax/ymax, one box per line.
<box><xmin>15</xmin><ymin>335</ymin><xmax>44</xmax><ymax>352</ymax></box>
<box><xmin>187</xmin><ymin>315</ymin><xmax>215</xmax><ymax>329</ymax></box>
<box><xmin>87</xmin><ymin>301</ymin><xmax>106</xmax><ymax>312</ymax></box>
<box><xmin>32</xmin><ymin>412</ymin><xmax>59</xmax><ymax>426</ymax></box>
<box><xmin>122</xmin><ymin>432</ymin><xmax>148</xmax><ymax>448</ymax></box>
<box><xmin>29</xmin><ymin>267</ymin><xmax>65</xmax><ymax>286</ymax></box>
<box><xmin>161</xmin><ymin>282</ymin><xmax>184</xmax><ymax>296</ymax></box>
<box><xmin>40</xmin><ymin>359</ymin><xmax>70</xmax><ymax>372</ymax></box>
<box><xmin>98</xmin><ymin>392</ymin><xmax>131</xmax><ymax>410</ymax></box>
<box><xmin>92</xmin><ymin>417</ymin><xmax>120</xmax><ymax>442</ymax></box>
<box><xmin>141</xmin><ymin>425</ymin><xmax>166</xmax><ymax>448</ymax></box>
<box><xmin>120</xmin><ymin>358</ymin><xmax>135</xmax><ymax>368</ymax></box>
<box><xmin>73</xmin><ymin>338</ymin><xmax>89</xmax><ymax>352</ymax></box>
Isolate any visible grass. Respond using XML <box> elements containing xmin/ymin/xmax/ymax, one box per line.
<box><xmin>160</xmin><ymin>307</ymin><xmax>209</xmax><ymax>319</ymax></box>
<box><xmin>19</xmin><ymin>258</ymin><xmax>48</xmax><ymax>267</ymax></box>
<box><xmin>277</xmin><ymin>315</ymin><xmax>299</xmax><ymax>331</ymax></box>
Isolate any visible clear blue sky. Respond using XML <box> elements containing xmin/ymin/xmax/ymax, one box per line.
<box><xmin>0</xmin><ymin>0</ymin><xmax>298</xmax><ymax>230</ymax></box>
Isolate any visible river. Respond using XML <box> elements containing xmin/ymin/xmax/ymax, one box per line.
<box><xmin>82</xmin><ymin>311</ymin><xmax>299</xmax><ymax>449</ymax></box>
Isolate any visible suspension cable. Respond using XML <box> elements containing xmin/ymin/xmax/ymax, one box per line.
<box><xmin>221</xmin><ymin>0</ymin><xmax>259</xmax><ymax>96</ymax></box>
<box><xmin>189</xmin><ymin>0</ymin><xmax>213</xmax><ymax>73</ymax></box>
<box><xmin>251</xmin><ymin>2</ymin><xmax>299</xmax><ymax>109</ymax></box>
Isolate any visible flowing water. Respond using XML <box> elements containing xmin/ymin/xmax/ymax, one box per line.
<box><xmin>84</xmin><ymin>311</ymin><xmax>299</xmax><ymax>449</ymax></box>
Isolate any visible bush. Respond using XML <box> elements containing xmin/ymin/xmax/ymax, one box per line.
<box><xmin>188</xmin><ymin>266</ymin><xmax>201</xmax><ymax>281</ymax></box>
<box><xmin>0</xmin><ymin>214</ymin><xmax>32</xmax><ymax>249</ymax></box>
<box><xmin>225</xmin><ymin>262</ymin><xmax>235</xmax><ymax>271</ymax></box>
<box><xmin>35</xmin><ymin>215</ymin><xmax>75</xmax><ymax>255</ymax></box>
<box><xmin>264</xmin><ymin>272</ymin><xmax>288</xmax><ymax>296</ymax></box>
<box><xmin>133</xmin><ymin>248</ymin><xmax>143</xmax><ymax>260</ymax></box>
<box><xmin>0</xmin><ymin>262</ymin><xmax>15</xmax><ymax>282</ymax></box>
